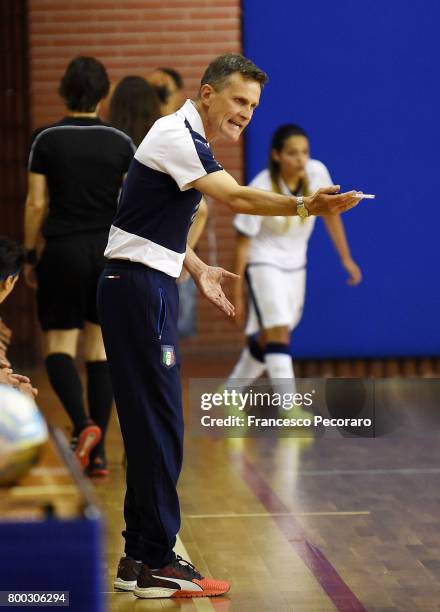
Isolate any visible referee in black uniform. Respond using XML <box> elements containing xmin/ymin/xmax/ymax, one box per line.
<box><xmin>24</xmin><ymin>57</ymin><xmax>135</xmax><ymax>476</ymax></box>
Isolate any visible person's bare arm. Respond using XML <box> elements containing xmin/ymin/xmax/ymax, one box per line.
<box><xmin>192</xmin><ymin>170</ymin><xmax>362</xmax><ymax>217</ymax></box>
<box><xmin>24</xmin><ymin>172</ymin><xmax>48</xmax><ymax>250</ymax></box>
<box><xmin>187</xmin><ymin>197</ymin><xmax>209</xmax><ymax>249</ymax></box>
<box><xmin>323</xmin><ymin>215</ymin><xmax>362</xmax><ymax>285</ymax></box>
<box><xmin>183</xmin><ymin>246</ymin><xmax>238</xmax><ymax>317</ymax></box>
<box><xmin>23</xmin><ymin>172</ymin><xmax>48</xmax><ymax>288</ymax></box>
<box><xmin>178</xmin><ymin>198</ymin><xmax>209</xmax><ymax>283</ymax></box>
<box><xmin>233</xmin><ymin>232</ymin><xmax>251</xmax><ymax>327</ymax></box>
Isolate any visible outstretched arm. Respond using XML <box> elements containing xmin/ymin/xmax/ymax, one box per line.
<box><xmin>183</xmin><ymin>246</ymin><xmax>238</xmax><ymax>317</ymax></box>
<box><xmin>192</xmin><ymin>170</ymin><xmax>362</xmax><ymax>217</ymax></box>
<box><xmin>323</xmin><ymin>215</ymin><xmax>362</xmax><ymax>285</ymax></box>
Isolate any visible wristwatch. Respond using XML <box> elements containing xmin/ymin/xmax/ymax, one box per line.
<box><xmin>296</xmin><ymin>196</ymin><xmax>309</xmax><ymax>219</ymax></box>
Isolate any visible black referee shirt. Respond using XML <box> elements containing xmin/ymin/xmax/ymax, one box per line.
<box><xmin>28</xmin><ymin>116</ymin><xmax>135</xmax><ymax>238</ymax></box>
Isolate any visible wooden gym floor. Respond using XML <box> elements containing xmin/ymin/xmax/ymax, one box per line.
<box><xmin>31</xmin><ymin>357</ymin><xmax>440</xmax><ymax>612</ymax></box>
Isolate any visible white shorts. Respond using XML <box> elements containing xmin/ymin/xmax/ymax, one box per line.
<box><xmin>245</xmin><ymin>264</ymin><xmax>306</xmax><ymax>335</ymax></box>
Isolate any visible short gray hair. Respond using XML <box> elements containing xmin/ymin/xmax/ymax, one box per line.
<box><xmin>200</xmin><ymin>53</ymin><xmax>268</xmax><ymax>92</ymax></box>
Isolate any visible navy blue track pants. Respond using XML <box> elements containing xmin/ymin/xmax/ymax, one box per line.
<box><xmin>97</xmin><ymin>260</ymin><xmax>182</xmax><ymax>568</ymax></box>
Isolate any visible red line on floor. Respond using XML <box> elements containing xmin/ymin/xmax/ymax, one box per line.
<box><xmin>235</xmin><ymin>454</ymin><xmax>366</xmax><ymax>612</ymax></box>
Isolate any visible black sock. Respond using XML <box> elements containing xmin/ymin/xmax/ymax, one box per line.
<box><xmin>45</xmin><ymin>353</ymin><xmax>88</xmax><ymax>435</ymax></box>
<box><xmin>247</xmin><ymin>333</ymin><xmax>265</xmax><ymax>363</ymax></box>
<box><xmin>86</xmin><ymin>360</ymin><xmax>113</xmax><ymax>457</ymax></box>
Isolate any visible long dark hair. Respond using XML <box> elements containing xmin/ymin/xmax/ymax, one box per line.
<box><xmin>269</xmin><ymin>124</ymin><xmax>310</xmax><ymax>196</ymax></box>
<box><xmin>109</xmin><ymin>76</ymin><xmax>161</xmax><ymax>147</ymax></box>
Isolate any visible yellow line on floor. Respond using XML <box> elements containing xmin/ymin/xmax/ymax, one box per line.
<box><xmin>185</xmin><ymin>511</ymin><xmax>370</xmax><ymax>519</ymax></box>
<box><xmin>31</xmin><ymin>466</ymin><xmax>69</xmax><ymax>476</ymax></box>
<box><xmin>10</xmin><ymin>484</ymin><xmax>78</xmax><ymax>496</ymax></box>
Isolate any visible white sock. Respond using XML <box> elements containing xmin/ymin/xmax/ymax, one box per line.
<box><xmin>226</xmin><ymin>348</ymin><xmax>266</xmax><ymax>387</ymax></box>
<box><xmin>264</xmin><ymin>348</ymin><xmax>297</xmax><ymax>407</ymax></box>
<box><xmin>264</xmin><ymin>351</ymin><xmax>294</xmax><ymax>380</ymax></box>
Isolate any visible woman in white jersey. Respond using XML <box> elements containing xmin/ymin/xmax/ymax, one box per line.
<box><xmin>227</xmin><ymin>124</ymin><xmax>362</xmax><ymax>392</ymax></box>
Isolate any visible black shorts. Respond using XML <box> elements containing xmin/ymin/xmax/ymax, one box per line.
<box><xmin>36</xmin><ymin>232</ymin><xmax>108</xmax><ymax>331</ymax></box>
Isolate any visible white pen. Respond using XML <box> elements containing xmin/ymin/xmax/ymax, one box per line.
<box><xmin>353</xmin><ymin>193</ymin><xmax>375</xmax><ymax>199</ymax></box>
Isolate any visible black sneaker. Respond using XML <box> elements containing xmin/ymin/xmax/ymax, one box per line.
<box><xmin>114</xmin><ymin>557</ymin><xmax>142</xmax><ymax>591</ymax></box>
<box><xmin>134</xmin><ymin>554</ymin><xmax>230</xmax><ymax>599</ymax></box>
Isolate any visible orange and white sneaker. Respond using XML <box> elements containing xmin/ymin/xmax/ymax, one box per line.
<box><xmin>71</xmin><ymin>421</ymin><xmax>101</xmax><ymax>470</ymax></box>
<box><xmin>133</xmin><ymin>555</ymin><xmax>230</xmax><ymax>599</ymax></box>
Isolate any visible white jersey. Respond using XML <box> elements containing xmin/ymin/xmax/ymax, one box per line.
<box><xmin>105</xmin><ymin>100</ymin><xmax>223</xmax><ymax>277</ymax></box>
<box><xmin>233</xmin><ymin>159</ymin><xmax>333</xmax><ymax>270</ymax></box>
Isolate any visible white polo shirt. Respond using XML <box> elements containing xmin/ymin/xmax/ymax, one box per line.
<box><xmin>105</xmin><ymin>100</ymin><xmax>223</xmax><ymax>277</ymax></box>
<box><xmin>233</xmin><ymin>159</ymin><xmax>333</xmax><ymax>270</ymax></box>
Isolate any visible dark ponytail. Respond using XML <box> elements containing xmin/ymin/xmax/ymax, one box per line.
<box><xmin>269</xmin><ymin>124</ymin><xmax>310</xmax><ymax>195</ymax></box>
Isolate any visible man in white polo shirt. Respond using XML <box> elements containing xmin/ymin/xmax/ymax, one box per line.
<box><xmin>98</xmin><ymin>53</ymin><xmax>362</xmax><ymax>600</ymax></box>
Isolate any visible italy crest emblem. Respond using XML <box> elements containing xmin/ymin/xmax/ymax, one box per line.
<box><xmin>161</xmin><ymin>345</ymin><xmax>176</xmax><ymax>368</ymax></box>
